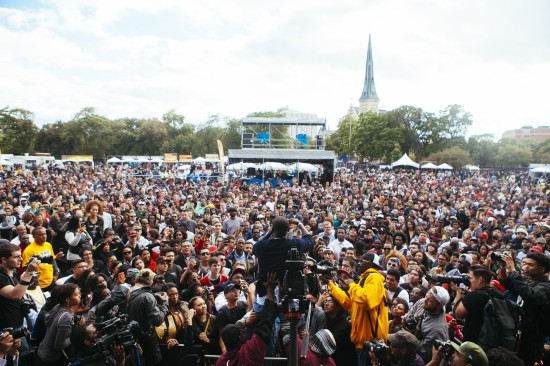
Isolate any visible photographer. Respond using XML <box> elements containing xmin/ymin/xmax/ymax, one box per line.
<box><xmin>324</xmin><ymin>253</ymin><xmax>388</xmax><ymax>366</ymax></box>
<box><xmin>368</xmin><ymin>330</ymin><xmax>424</xmax><ymax>366</ymax></box>
<box><xmin>497</xmin><ymin>252</ymin><xmax>550</xmax><ymax>365</ymax></box>
<box><xmin>127</xmin><ymin>269</ymin><xmax>169</xmax><ymax>366</ymax></box>
<box><xmin>253</xmin><ymin>217</ymin><xmax>314</xmax><ymax>297</ymax></box>
<box><xmin>417</xmin><ymin>286</ymin><xmax>450</xmax><ymax>363</ymax></box>
<box><xmin>426</xmin><ymin>341</ymin><xmax>487</xmax><ymax>366</ymax></box>
<box><xmin>69</xmin><ymin>323</ymin><xmax>126</xmax><ymax>366</ymax></box>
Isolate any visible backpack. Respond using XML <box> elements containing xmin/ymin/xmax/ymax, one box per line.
<box><xmin>477</xmin><ymin>290</ymin><xmax>523</xmax><ymax>351</ymax></box>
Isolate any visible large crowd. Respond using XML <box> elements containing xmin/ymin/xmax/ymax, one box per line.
<box><xmin>0</xmin><ymin>162</ymin><xmax>549</xmax><ymax>366</ymax></box>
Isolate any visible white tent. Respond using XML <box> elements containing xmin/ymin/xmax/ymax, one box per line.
<box><xmin>463</xmin><ymin>164</ymin><xmax>480</xmax><ymax>171</ymax></box>
<box><xmin>258</xmin><ymin>162</ymin><xmax>290</xmax><ymax>171</ymax></box>
<box><xmin>107</xmin><ymin>157</ymin><xmax>122</xmax><ymax>163</ymax></box>
<box><xmin>531</xmin><ymin>166</ymin><xmax>550</xmax><ymax>173</ymax></box>
<box><xmin>193</xmin><ymin>157</ymin><xmax>206</xmax><ymax>163</ymax></box>
<box><xmin>0</xmin><ymin>159</ymin><xmax>13</xmax><ymax>165</ymax></box>
<box><xmin>437</xmin><ymin>163</ymin><xmax>453</xmax><ymax>170</ymax></box>
<box><xmin>227</xmin><ymin>162</ymin><xmax>257</xmax><ymax>171</ymax></box>
<box><xmin>421</xmin><ymin>162</ymin><xmax>438</xmax><ymax>169</ymax></box>
<box><xmin>289</xmin><ymin>162</ymin><xmax>319</xmax><ymax>172</ymax></box>
<box><xmin>391</xmin><ymin>154</ymin><xmax>419</xmax><ymax>169</ymax></box>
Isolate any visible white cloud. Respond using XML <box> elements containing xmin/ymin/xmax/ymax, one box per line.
<box><xmin>0</xmin><ymin>0</ymin><xmax>548</xmax><ymax>140</ymax></box>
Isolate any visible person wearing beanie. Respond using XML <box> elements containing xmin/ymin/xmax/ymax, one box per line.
<box><xmin>417</xmin><ymin>286</ymin><xmax>450</xmax><ymax>362</ymax></box>
<box><xmin>281</xmin><ymin>327</ymin><xmax>337</xmax><ymax>366</ymax></box>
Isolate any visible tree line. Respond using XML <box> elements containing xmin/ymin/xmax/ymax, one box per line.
<box><xmin>1</xmin><ymin>105</ymin><xmax>548</xmax><ymax>167</ymax></box>
<box><xmin>326</xmin><ymin>104</ymin><xmax>550</xmax><ymax>168</ymax></box>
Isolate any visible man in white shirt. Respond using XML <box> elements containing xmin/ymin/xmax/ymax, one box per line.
<box><xmin>327</xmin><ymin>228</ymin><xmax>353</xmax><ymax>263</ymax></box>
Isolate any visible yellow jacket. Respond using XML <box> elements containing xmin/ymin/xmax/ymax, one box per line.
<box><xmin>329</xmin><ymin>268</ymin><xmax>388</xmax><ymax>348</ymax></box>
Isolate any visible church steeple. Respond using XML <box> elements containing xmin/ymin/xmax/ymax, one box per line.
<box><xmin>359</xmin><ymin>34</ymin><xmax>379</xmax><ymax>114</ymax></box>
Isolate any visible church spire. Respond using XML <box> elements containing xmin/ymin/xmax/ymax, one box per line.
<box><xmin>359</xmin><ymin>34</ymin><xmax>379</xmax><ymax>113</ymax></box>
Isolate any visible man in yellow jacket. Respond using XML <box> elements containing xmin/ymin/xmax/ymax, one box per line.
<box><xmin>326</xmin><ymin>253</ymin><xmax>388</xmax><ymax>366</ymax></box>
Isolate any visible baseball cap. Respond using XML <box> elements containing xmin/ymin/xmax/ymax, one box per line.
<box><xmin>450</xmin><ymin>342</ymin><xmax>488</xmax><ymax>366</ymax></box>
<box><xmin>387</xmin><ymin>329</ymin><xmax>419</xmax><ymax>349</ymax></box>
<box><xmin>231</xmin><ymin>268</ymin><xmax>247</xmax><ymax>278</ymax></box>
<box><xmin>128</xmin><ymin>230</ymin><xmax>137</xmax><ymax>237</ymax></box>
<box><xmin>224</xmin><ymin>283</ymin><xmax>241</xmax><ymax>294</ymax></box>
<box><xmin>125</xmin><ymin>268</ymin><xmax>140</xmax><ymax>279</ymax></box>
<box><xmin>361</xmin><ymin>252</ymin><xmax>382</xmax><ymax>270</ymax></box>
<box><xmin>430</xmin><ymin>286</ymin><xmax>450</xmax><ymax>306</ymax></box>
<box><xmin>459</xmin><ymin>253</ymin><xmax>473</xmax><ymax>265</ymax></box>
<box><xmin>516</xmin><ymin>228</ymin><xmax>528</xmax><ymax>235</ymax></box>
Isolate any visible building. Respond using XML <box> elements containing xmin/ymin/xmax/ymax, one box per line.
<box><xmin>502</xmin><ymin>126</ymin><xmax>550</xmax><ymax>143</ymax></box>
<box><xmin>343</xmin><ymin>34</ymin><xmax>380</xmax><ymax>121</ymax></box>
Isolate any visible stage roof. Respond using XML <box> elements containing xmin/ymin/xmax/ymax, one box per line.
<box><xmin>242</xmin><ymin>117</ymin><xmax>326</xmax><ymax>126</ymax></box>
<box><xmin>228</xmin><ymin>149</ymin><xmax>335</xmax><ymax>163</ymax></box>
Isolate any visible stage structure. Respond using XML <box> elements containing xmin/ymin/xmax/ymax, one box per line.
<box><xmin>230</xmin><ymin>116</ymin><xmax>336</xmax><ymax>183</ymax></box>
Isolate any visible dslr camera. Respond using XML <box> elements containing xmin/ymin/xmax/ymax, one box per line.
<box><xmin>430</xmin><ymin>274</ymin><xmax>470</xmax><ymax>286</ymax></box>
<box><xmin>93</xmin><ymin>315</ymin><xmax>140</xmax><ymax>356</ymax></box>
<box><xmin>363</xmin><ymin>340</ymin><xmax>387</xmax><ymax>357</ymax></box>
<box><xmin>1</xmin><ymin>326</ymin><xmax>28</xmax><ymax>339</ymax></box>
<box><xmin>434</xmin><ymin>339</ymin><xmax>454</xmax><ymax>360</ymax></box>
<box><xmin>26</xmin><ymin>254</ymin><xmax>53</xmax><ymax>266</ymax></box>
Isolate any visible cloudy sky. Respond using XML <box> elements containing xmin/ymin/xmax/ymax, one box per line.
<box><xmin>1</xmin><ymin>0</ymin><xmax>549</xmax><ymax>139</ymax></box>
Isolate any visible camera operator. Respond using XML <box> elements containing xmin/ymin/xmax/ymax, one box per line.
<box><xmin>453</xmin><ymin>265</ymin><xmax>500</xmax><ymax>345</ymax></box>
<box><xmin>497</xmin><ymin>252</ymin><xmax>550</xmax><ymax>365</ymax></box>
<box><xmin>368</xmin><ymin>330</ymin><xmax>424</xmax><ymax>366</ymax></box>
<box><xmin>253</xmin><ymin>217</ymin><xmax>314</xmax><ymax>297</ymax></box>
<box><xmin>0</xmin><ymin>331</ymin><xmax>20</xmax><ymax>366</ymax></box>
<box><xmin>0</xmin><ymin>243</ymin><xmax>40</xmax><ymax>352</ymax></box>
<box><xmin>69</xmin><ymin>324</ymin><xmax>126</xmax><ymax>366</ymax></box>
<box><xmin>322</xmin><ymin>253</ymin><xmax>388</xmax><ymax>366</ymax></box>
<box><xmin>426</xmin><ymin>341</ymin><xmax>487</xmax><ymax>366</ymax></box>
<box><xmin>126</xmin><ymin>269</ymin><xmax>169</xmax><ymax>366</ymax></box>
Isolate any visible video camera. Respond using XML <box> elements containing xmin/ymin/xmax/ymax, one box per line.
<box><xmin>429</xmin><ymin>274</ymin><xmax>470</xmax><ymax>286</ymax></box>
<box><xmin>310</xmin><ymin>264</ymin><xmax>336</xmax><ymax>276</ymax></box>
<box><xmin>93</xmin><ymin>315</ymin><xmax>140</xmax><ymax>355</ymax></box>
<box><xmin>282</xmin><ymin>246</ymin><xmax>308</xmax><ymax>314</ymax></box>
<box><xmin>1</xmin><ymin>326</ymin><xmax>28</xmax><ymax>339</ymax></box>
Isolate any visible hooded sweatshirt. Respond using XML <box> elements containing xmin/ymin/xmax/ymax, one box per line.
<box><xmin>37</xmin><ymin>304</ymin><xmax>73</xmax><ymax>362</ymax></box>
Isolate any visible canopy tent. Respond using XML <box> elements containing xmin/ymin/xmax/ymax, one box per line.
<box><xmin>193</xmin><ymin>157</ymin><xmax>206</xmax><ymax>163</ymax></box>
<box><xmin>391</xmin><ymin>154</ymin><xmax>419</xmax><ymax>169</ymax></box>
<box><xmin>107</xmin><ymin>157</ymin><xmax>122</xmax><ymax>163</ymax></box>
<box><xmin>177</xmin><ymin>164</ymin><xmax>192</xmax><ymax>171</ymax></box>
<box><xmin>0</xmin><ymin>159</ymin><xmax>13</xmax><ymax>165</ymax></box>
<box><xmin>258</xmin><ymin>162</ymin><xmax>290</xmax><ymax>171</ymax></box>
<box><xmin>227</xmin><ymin>162</ymin><xmax>258</xmax><ymax>171</ymax></box>
<box><xmin>437</xmin><ymin>163</ymin><xmax>453</xmax><ymax>170</ymax></box>
<box><xmin>531</xmin><ymin>166</ymin><xmax>550</xmax><ymax>173</ymax></box>
<box><xmin>289</xmin><ymin>162</ymin><xmax>319</xmax><ymax>172</ymax></box>
<box><xmin>421</xmin><ymin>162</ymin><xmax>438</xmax><ymax>169</ymax></box>
<box><xmin>463</xmin><ymin>164</ymin><xmax>480</xmax><ymax>171</ymax></box>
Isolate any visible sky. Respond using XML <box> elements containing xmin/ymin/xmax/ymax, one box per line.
<box><xmin>1</xmin><ymin>0</ymin><xmax>549</xmax><ymax>139</ymax></box>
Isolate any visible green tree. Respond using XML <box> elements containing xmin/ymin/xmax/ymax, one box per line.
<box><xmin>425</xmin><ymin>146</ymin><xmax>471</xmax><ymax>169</ymax></box>
<box><xmin>135</xmin><ymin>119</ymin><xmax>169</xmax><ymax>156</ymax></box>
<box><xmin>354</xmin><ymin>112</ymin><xmax>402</xmax><ymax>162</ymax></box>
<box><xmin>533</xmin><ymin>140</ymin><xmax>550</xmax><ymax>164</ymax></box>
<box><xmin>0</xmin><ymin>107</ymin><xmax>38</xmax><ymax>154</ymax></box>
<box><xmin>220</xmin><ymin>118</ymin><xmax>242</xmax><ymax>151</ymax></box>
<box><xmin>495</xmin><ymin>140</ymin><xmax>533</xmax><ymax>167</ymax></box>
<box><xmin>326</xmin><ymin>115</ymin><xmax>356</xmax><ymax>156</ymax></box>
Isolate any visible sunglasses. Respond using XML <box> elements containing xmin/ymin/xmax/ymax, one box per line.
<box><xmin>200</xmin><ymin>252</ymin><xmax>210</xmax><ymax>256</ymax></box>
<box><xmin>387</xmin><ymin>262</ymin><xmax>399</xmax><ymax>268</ymax></box>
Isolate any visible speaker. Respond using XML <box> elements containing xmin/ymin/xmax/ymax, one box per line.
<box><xmin>242</xmin><ymin>133</ymin><xmax>253</xmax><ymax>148</ymax></box>
<box><xmin>316</xmin><ymin>135</ymin><xmax>323</xmax><ymax>149</ymax></box>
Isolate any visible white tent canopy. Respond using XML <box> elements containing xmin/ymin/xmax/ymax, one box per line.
<box><xmin>107</xmin><ymin>157</ymin><xmax>122</xmax><ymax>163</ymax></box>
<box><xmin>463</xmin><ymin>164</ymin><xmax>480</xmax><ymax>171</ymax></box>
<box><xmin>289</xmin><ymin>162</ymin><xmax>319</xmax><ymax>172</ymax></box>
<box><xmin>227</xmin><ymin>162</ymin><xmax>258</xmax><ymax>171</ymax></box>
<box><xmin>437</xmin><ymin>163</ymin><xmax>453</xmax><ymax>170</ymax></box>
<box><xmin>0</xmin><ymin>159</ymin><xmax>13</xmax><ymax>165</ymax></box>
<box><xmin>421</xmin><ymin>162</ymin><xmax>438</xmax><ymax>169</ymax></box>
<box><xmin>193</xmin><ymin>157</ymin><xmax>206</xmax><ymax>163</ymax></box>
<box><xmin>391</xmin><ymin>154</ymin><xmax>419</xmax><ymax>169</ymax></box>
<box><xmin>531</xmin><ymin>166</ymin><xmax>550</xmax><ymax>173</ymax></box>
<box><xmin>258</xmin><ymin>162</ymin><xmax>290</xmax><ymax>171</ymax></box>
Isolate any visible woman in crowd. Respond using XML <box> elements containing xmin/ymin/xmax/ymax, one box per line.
<box><xmin>37</xmin><ymin>283</ymin><xmax>81</xmax><ymax>366</ymax></box>
<box><xmin>184</xmin><ymin>295</ymin><xmax>220</xmax><ymax>356</ymax></box>
<box><xmin>156</xmin><ymin>283</ymin><xmax>189</xmax><ymax>363</ymax></box>
<box><xmin>84</xmin><ymin>200</ymin><xmax>104</xmax><ymax>244</ymax></box>
<box><xmin>65</xmin><ymin>215</ymin><xmax>93</xmax><ymax>261</ymax></box>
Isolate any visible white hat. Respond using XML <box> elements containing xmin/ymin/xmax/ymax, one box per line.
<box><xmin>430</xmin><ymin>286</ymin><xmax>450</xmax><ymax>305</ymax></box>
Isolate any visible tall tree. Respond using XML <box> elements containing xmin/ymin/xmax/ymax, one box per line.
<box><xmin>0</xmin><ymin>107</ymin><xmax>38</xmax><ymax>154</ymax></box>
<box><xmin>354</xmin><ymin>112</ymin><xmax>402</xmax><ymax>162</ymax></box>
<box><xmin>326</xmin><ymin>115</ymin><xmax>357</xmax><ymax>157</ymax></box>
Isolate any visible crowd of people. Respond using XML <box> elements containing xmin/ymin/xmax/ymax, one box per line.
<box><xmin>0</xmin><ymin>161</ymin><xmax>549</xmax><ymax>366</ymax></box>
